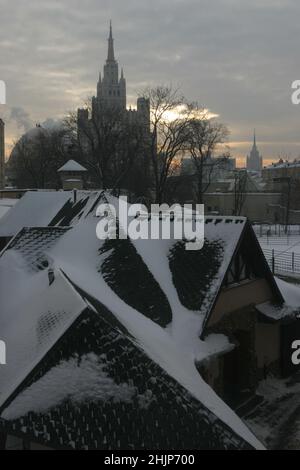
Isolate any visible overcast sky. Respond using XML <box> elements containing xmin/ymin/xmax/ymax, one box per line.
<box><xmin>1</xmin><ymin>0</ymin><xmax>300</xmax><ymax>165</ymax></box>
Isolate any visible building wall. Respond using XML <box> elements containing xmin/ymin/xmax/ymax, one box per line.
<box><xmin>204</xmin><ymin>192</ymin><xmax>282</xmax><ymax>223</ymax></box>
<box><xmin>201</xmin><ymin>279</ymin><xmax>281</xmax><ymax>401</ymax></box>
<box><xmin>255</xmin><ymin>322</ymin><xmax>280</xmax><ymax>371</ymax></box>
<box><xmin>208</xmin><ymin>279</ymin><xmax>274</xmax><ymax>327</ymax></box>
<box><xmin>262</xmin><ymin>164</ymin><xmax>300</xmax><ymax>184</ymax></box>
<box><xmin>202</xmin><ymin>307</ymin><xmax>281</xmax><ymax>400</ymax></box>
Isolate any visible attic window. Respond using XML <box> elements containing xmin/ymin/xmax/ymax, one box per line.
<box><xmin>223</xmin><ymin>252</ymin><xmax>256</xmax><ymax>287</ymax></box>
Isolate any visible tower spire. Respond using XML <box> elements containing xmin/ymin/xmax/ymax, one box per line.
<box><xmin>107</xmin><ymin>20</ymin><xmax>115</xmax><ymax>62</ymax></box>
<box><xmin>253</xmin><ymin>129</ymin><xmax>256</xmax><ymax>147</ymax></box>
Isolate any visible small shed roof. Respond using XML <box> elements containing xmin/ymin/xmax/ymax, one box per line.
<box><xmin>58</xmin><ymin>160</ymin><xmax>88</xmax><ymax>173</ymax></box>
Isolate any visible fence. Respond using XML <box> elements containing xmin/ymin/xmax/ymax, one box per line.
<box><xmin>263</xmin><ymin>248</ymin><xmax>300</xmax><ymax>275</ymax></box>
<box><xmin>253</xmin><ymin>224</ymin><xmax>300</xmax><ymax>238</ymax></box>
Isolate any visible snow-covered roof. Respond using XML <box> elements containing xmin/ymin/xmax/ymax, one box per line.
<box><xmin>0</xmin><ymin>199</ymin><xmax>17</xmax><ymax>220</ymax></box>
<box><xmin>0</xmin><ymin>193</ymin><xmax>264</xmax><ymax>449</ymax></box>
<box><xmin>0</xmin><ymin>190</ymin><xmax>102</xmax><ymax>237</ymax></box>
<box><xmin>0</xmin><ymin>264</ymin><xmax>255</xmax><ymax>449</ymax></box>
<box><xmin>256</xmin><ymin>277</ymin><xmax>300</xmax><ymax>320</ymax></box>
<box><xmin>0</xmin><ymin>254</ymin><xmax>88</xmax><ymax>409</ymax></box>
<box><xmin>58</xmin><ymin>160</ymin><xmax>87</xmax><ymax>173</ymax></box>
<box><xmin>263</xmin><ymin>160</ymin><xmax>300</xmax><ymax>170</ymax></box>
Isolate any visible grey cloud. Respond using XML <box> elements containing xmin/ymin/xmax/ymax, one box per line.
<box><xmin>1</xmin><ymin>0</ymin><xmax>300</xmax><ymax>162</ymax></box>
<box><xmin>9</xmin><ymin>107</ymin><xmax>32</xmax><ymax>132</ymax></box>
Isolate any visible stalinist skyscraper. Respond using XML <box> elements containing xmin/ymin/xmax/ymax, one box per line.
<box><xmin>0</xmin><ymin>119</ymin><xmax>4</xmax><ymax>188</ymax></box>
<box><xmin>77</xmin><ymin>22</ymin><xmax>150</xmax><ymax>136</ymax></box>
<box><xmin>246</xmin><ymin>130</ymin><xmax>262</xmax><ymax>172</ymax></box>
<box><xmin>95</xmin><ymin>21</ymin><xmax>126</xmax><ymax>111</ymax></box>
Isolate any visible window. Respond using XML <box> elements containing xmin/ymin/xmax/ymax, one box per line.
<box><xmin>223</xmin><ymin>251</ymin><xmax>256</xmax><ymax>287</ymax></box>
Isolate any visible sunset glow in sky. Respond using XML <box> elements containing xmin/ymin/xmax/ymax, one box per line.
<box><xmin>1</xmin><ymin>0</ymin><xmax>300</xmax><ymax>168</ymax></box>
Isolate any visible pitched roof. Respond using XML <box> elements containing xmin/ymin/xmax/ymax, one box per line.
<box><xmin>0</xmin><ymin>191</ymin><xmax>102</xmax><ymax>237</ymax></box>
<box><xmin>57</xmin><ymin>160</ymin><xmax>88</xmax><ymax>173</ymax></box>
<box><xmin>0</xmin><ymin>193</ymin><xmax>265</xmax><ymax>449</ymax></box>
<box><xmin>0</xmin><ymin>267</ymin><xmax>257</xmax><ymax>450</ymax></box>
<box><xmin>0</xmin><ymin>199</ymin><xmax>17</xmax><ymax>220</ymax></box>
<box><xmin>0</xmin><ymin>264</ymin><xmax>87</xmax><ymax>409</ymax></box>
<box><xmin>3</xmin><ymin>227</ymin><xmax>70</xmax><ymax>272</ymax></box>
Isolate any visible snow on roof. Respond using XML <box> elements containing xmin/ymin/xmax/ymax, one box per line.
<box><xmin>276</xmin><ymin>277</ymin><xmax>300</xmax><ymax>307</ymax></box>
<box><xmin>0</xmin><ymin>295</ymin><xmax>253</xmax><ymax>449</ymax></box>
<box><xmin>2</xmin><ymin>353</ymin><xmax>136</xmax><ymax>421</ymax></box>
<box><xmin>263</xmin><ymin>160</ymin><xmax>300</xmax><ymax>170</ymax></box>
<box><xmin>0</xmin><ymin>250</ymin><xmax>88</xmax><ymax>408</ymax></box>
<box><xmin>3</xmin><ymin>227</ymin><xmax>70</xmax><ymax>272</ymax></box>
<box><xmin>41</xmin><ymin>199</ymin><xmax>262</xmax><ymax>448</ymax></box>
<box><xmin>0</xmin><ymin>199</ymin><xmax>18</xmax><ymax>207</ymax></box>
<box><xmin>0</xmin><ymin>190</ymin><xmax>102</xmax><ymax>237</ymax></box>
<box><xmin>0</xmin><ymin>199</ymin><xmax>18</xmax><ymax>220</ymax></box>
<box><xmin>0</xmin><ymin>193</ymin><xmax>263</xmax><ymax>449</ymax></box>
<box><xmin>58</xmin><ymin>160</ymin><xmax>87</xmax><ymax>173</ymax></box>
<box><xmin>257</xmin><ymin>277</ymin><xmax>300</xmax><ymax>320</ymax></box>
<box><xmin>0</xmin><ymin>192</ymin><xmax>71</xmax><ymax>237</ymax></box>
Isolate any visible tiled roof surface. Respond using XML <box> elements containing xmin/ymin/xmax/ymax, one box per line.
<box><xmin>3</xmin><ymin>227</ymin><xmax>70</xmax><ymax>272</ymax></box>
<box><xmin>0</xmin><ymin>191</ymin><xmax>103</xmax><ymax>237</ymax></box>
<box><xmin>0</xmin><ymin>298</ymin><xmax>252</xmax><ymax>450</ymax></box>
<box><xmin>0</xmin><ymin>195</ymin><xmax>265</xmax><ymax>450</ymax></box>
<box><xmin>99</xmin><ymin>238</ymin><xmax>172</xmax><ymax>327</ymax></box>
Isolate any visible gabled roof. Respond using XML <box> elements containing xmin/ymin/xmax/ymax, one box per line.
<box><xmin>0</xmin><ymin>262</ymin><xmax>87</xmax><ymax>409</ymax></box>
<box><xmin>57</xmin><ymin>160</ymin><xmax>88</xmax><ymax>173</ymax></box>
<box><xmin>0</xmin><ymin>266</ymin><xmax>258</xmax><ymax>450</ymax></box>
<box><xmin>0</xmin><ymin>193</ymin><xmax>265</xmax><ymax>449</ymax></box>
<box><xmin>0</xmin><ymin>190</ymin><xmax>102</xmax><ymax>237</ymax></box>
<box><xmin>200</xmin><ymin>218</ymin><xmax>283</xmax><ymax>333</ymax></box>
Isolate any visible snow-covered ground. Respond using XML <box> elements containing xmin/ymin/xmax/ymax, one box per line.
<box><xmin>245</xmin><ymin>374</ymin><xmax>300</xmax><ymax>449</ymax></box>
<box><xmin>254</xmin><ymin>224</ymin><xmax>300</xmax><ymax>255</ymax></box>
<box><xmin>245</xmin><ymin>278</ymin><xmax>300</xmax><ymax>448</ymax></box>
<box><xmin>259</xmin><ymin>238</ymin><xmax>300</xmax><ymax>255</ymax></box>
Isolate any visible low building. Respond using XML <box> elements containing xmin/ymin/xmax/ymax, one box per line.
<box><xmin>167</xmin><ymin>171</ymin><xmax>282</xmax><ymax>223</ymax></box>
<box><xmin>57</xmin><ymin>159</ymin><xmax>88</xmax><ymax>190</ymax></box>
<box><xmin>262</xmin><ymin>159</ymin><xmax>300</xmax><ymax>190</ymax></box>
<box><xmin>204</xmin><ymin>191</ymin><xmax>282</xmax><ymax>223</ymax></box>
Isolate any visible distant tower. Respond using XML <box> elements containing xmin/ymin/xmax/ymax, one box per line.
<box><xmin>0</xmin><ymin>119</ymin><xmax>4</xmax><ymax>188</ymax></box>
<box><xmin>96</xmin><ymin>21</ymin><xmax>126</xmax><ymax>110</ymax></box>
<box><xmin>77</xmin><ymin>21</ymin><xmax>151</xmax><ymax>175</ymax></box>
<box><xmin>246</xmin><ymin>130</ymin><xmax>262</xmax><ymax>172</ymax></box>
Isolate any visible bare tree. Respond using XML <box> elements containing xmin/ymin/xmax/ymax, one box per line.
<box><xmin>65</xmin><ymin>100</ymin><xmax>147</xmax><ymax>192</ymax></box>
<box><xmin>8</xmin><ymin>125</ymin><xmax>71</xmax><ymax>188</ymax></box>
<box><xmin>139</xmin><ymin>85</ymin><xmax>192</xmax><ymax>204</ymax></box>
<box><xmin>187</xmin><ymin>109</ymin><xmax>229</xmax><ymax>203</ymax></box>
<box><xmin>233</xmin><ymin>169</ymin><xmax>248</xmax><ymax>215</ymax></box>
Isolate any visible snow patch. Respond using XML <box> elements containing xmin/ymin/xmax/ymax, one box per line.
<box><xmin>2</xmin><ymin>353</ymin><xmax>135</xmax><ymax>420</ymax></box>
